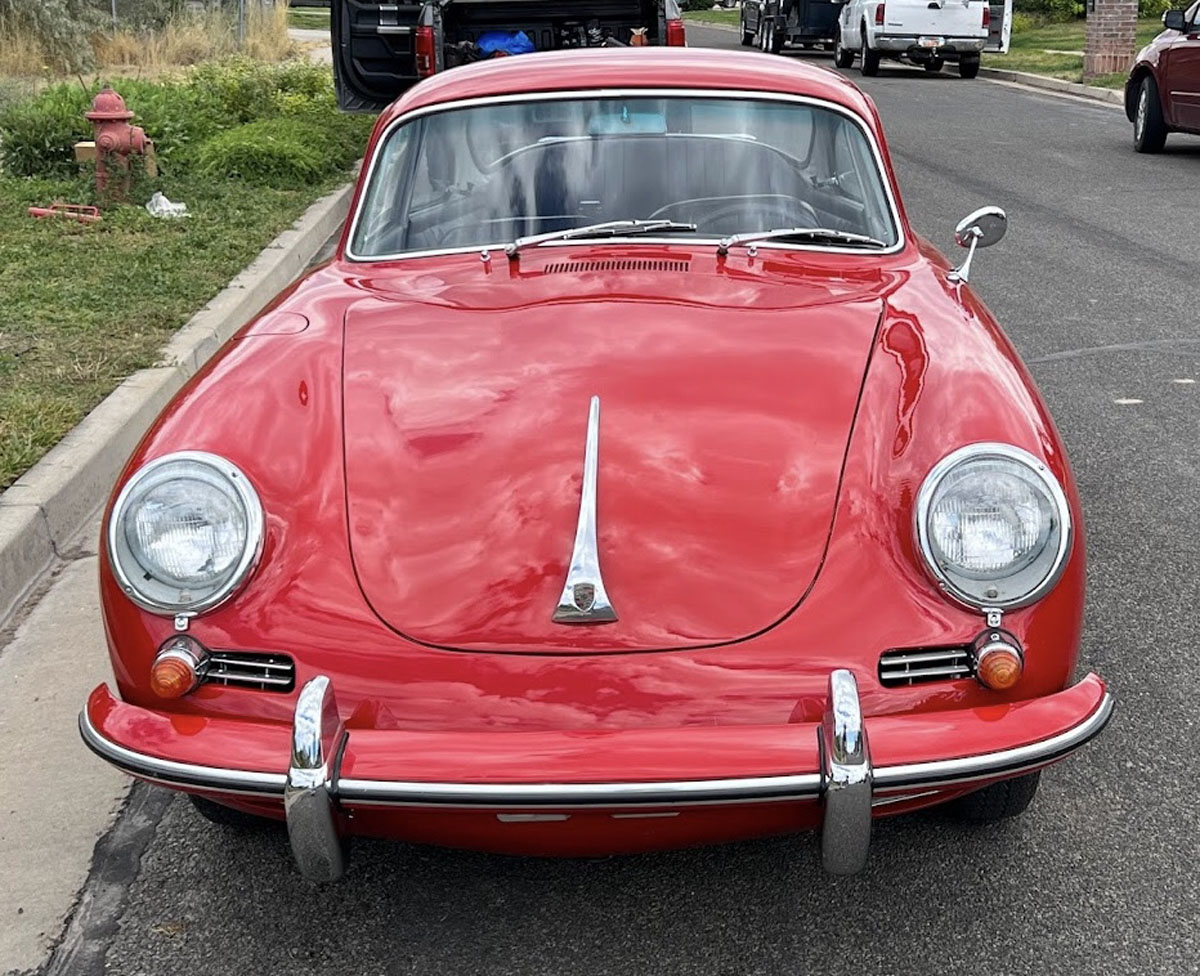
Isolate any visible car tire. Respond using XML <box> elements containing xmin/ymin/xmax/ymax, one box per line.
<box><xmin>924</xmin><ymin>58</ymin><xmax>943</xmax><ymax>73</ymax></box>
<box><xmin>189</xmin><ymin>794</ymin><xmax>282</xmax><ymax>831</ymax></box>
<box><xmin>1134</xmin><ymin>75</ymin><xmax>1168</xmax><ymax>153</ymax></box>
<box><xmin>949</xmin><ymin>772</ymin><xmax>1041</xmax><ymax>823</ymax></box>
<box><xmin>958</xmin><ymin>55</ymin><xmax>980</xmax><ymax>79</ymax></box>
<box><xmin>740</xmin><ymin>9</ymin><xmax>755</xmax><ymax>46</ymax></box>
<box><xmin>860</xmin><ymin>28</ymin><xmax>880</xmax><ymax>76</ymax></box>
<box><xmin>833</xmin><ymin>26</ymin><xmax>855</xmax><ymax>68</ymax></box>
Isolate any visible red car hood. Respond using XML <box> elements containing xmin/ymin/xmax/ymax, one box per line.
<box><xmin>342</xmin><ymin>260</ymin><xmax>884</xmax><ymax>653</ymax></box>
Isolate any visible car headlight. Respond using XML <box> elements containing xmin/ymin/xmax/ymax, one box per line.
<box><xmin>915</xmin><ymin>443</ymin><xmax>1072</xmax><ymax>609</ymax></box>
<box><xmin>108</xmin><ymin>451</ymin><xmax>264</xmax><ymax>615</ymax></box>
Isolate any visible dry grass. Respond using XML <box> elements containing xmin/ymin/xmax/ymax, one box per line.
<box><xmin>93</xmin><ymin>5</ymin><xmax>294</xmax><ymax>70</ymax></box>
<box><xmin>0</xmin><ymin>5</ymin><xmax>293</xmax><ymax>78</ymax></box>
<box><xmin>0</xmin><ymin>15</ymin><xmax>45</xmax><ymax>77</ymax></box>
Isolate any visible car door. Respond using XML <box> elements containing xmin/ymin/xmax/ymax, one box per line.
<box><xmin>332</xmin><ymin>0</ymin><xmax>424</xmax><ymax>112</ymax></box>
<box><xmin>840</xmin><ymin>0</ymin><xmax>862</xmax><ymax>45</ymax></box>
<box><xmin>745</xmin><ymin>0</ymin><xmax>763</xmax><ymax>34</ymax></box>
<box><xmin>984</xmin><ymin>0</ymin><xmax>1012</xmax><ymax>53</ymax></box>
<box><xmin>1165</xmin><ymin>1</ymin><xmax>1200</xmax><ymax>130</ymax></box>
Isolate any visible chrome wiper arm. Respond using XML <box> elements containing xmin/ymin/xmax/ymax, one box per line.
<box><xmin>506</xmin><ymin>219</ymin><xmax>697</xmax><ymax>260</ymax></box>
<box><xmin>716</xmin><ymin>227</ymin><xmax>888</xmax><ymax>256</ymax></box>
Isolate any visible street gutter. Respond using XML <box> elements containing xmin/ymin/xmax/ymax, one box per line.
<box><xmin>0</xmin><ymin>179</ymin><xmax>356</xmax><ymax>628</ymax></box>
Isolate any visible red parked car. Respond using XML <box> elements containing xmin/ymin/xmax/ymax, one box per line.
<box><xmin>1127</xmin><ymin>5</ymin><xmax>1200</xmax><ymax>151</ymax></box>
<box><xmin>81</xmin><ymin>48</ymin><xmax>1111</xmax><ymax>882</ymax></box>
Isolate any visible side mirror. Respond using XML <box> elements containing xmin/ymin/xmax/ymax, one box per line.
<box><xmin>948</xmin><ymin>206</ymin><xmax>1006</xmax><ymax>284</ymax></box>
<box><xmin>1164</xmin><ymin>9</ymin><xmax>1187</xmax><ymax>31</ymax></box>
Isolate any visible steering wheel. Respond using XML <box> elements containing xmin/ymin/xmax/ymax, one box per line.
<box><xmin>648</xmin><ymin>194</ymin><xmax>819</xmax><ymax>237</ymax></box>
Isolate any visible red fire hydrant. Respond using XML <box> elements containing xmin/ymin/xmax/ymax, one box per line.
<box><xmin>85</xmin><ymin>88</ymin><xmax>153</xmax><ymax>200</ymax></box>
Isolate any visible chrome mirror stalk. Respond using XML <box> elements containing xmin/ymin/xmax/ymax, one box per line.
<box><xmin>948</xmin><ymin>205</ymin><xmax>1007</xmax><ymax>284</ymax></box>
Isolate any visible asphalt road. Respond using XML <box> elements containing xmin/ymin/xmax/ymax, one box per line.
<box><xmin>61</xmin><ymin>29</ymin><xmax>1200</xmax><ymax>976</ymax></box>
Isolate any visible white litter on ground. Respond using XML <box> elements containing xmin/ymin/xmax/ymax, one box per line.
<box><xmin>146</xmin><ymin>191</ymin><xmax>189</xmax><ymax>218</ymax></box>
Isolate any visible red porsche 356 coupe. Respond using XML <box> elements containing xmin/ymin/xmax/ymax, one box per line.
<box><xmin>81</xmin><ymin>49</ymin><xmax>1111</xmax><ymax>881</ymax></box>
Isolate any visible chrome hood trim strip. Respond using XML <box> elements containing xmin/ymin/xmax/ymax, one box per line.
<box><xmin>552</xmin><ymin>395</ymin><xmax>618</xmax><ymax>624</ymax></box>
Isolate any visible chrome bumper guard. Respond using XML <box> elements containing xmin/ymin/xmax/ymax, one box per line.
<box><xmin>821</xmin><ymin>670</ymin><xmax>871</xmax><ymax>875</ymax></box>
<box><xmin>79</xmin><ymin>673</ymin><xmax>1113</xmax><ymax>884</ymax></box>
<box><xmin>285</xmin><ymin>675</ymin><xmax>346</xmax><ymax>883</ymax></box>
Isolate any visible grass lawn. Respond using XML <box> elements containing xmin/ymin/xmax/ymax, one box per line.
<box><xmin>0</xmin><ymin>172</ymin><xmax>347</xmax><ymax>490</ymax></box>
<box><xmin>683</xmin><ymin>9</ymin><xmax>741</xmax><ymax>27</ymax></box>
<box><xmin>288</xmin><ymin>7</ymin><xmax>331</xmax><ymax>30</ymax></box>
<box><xmin>993</xmin><ymin>17</ymin><xmax>1165</xmax><ymax>88</ymax></box>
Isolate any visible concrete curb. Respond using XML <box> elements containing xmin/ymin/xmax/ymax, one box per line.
<box><xmin>684</xmin><ymin>18</ymin><xmax>1126</xmax><ymax>108</ymax></box>
<box><xmin>0</xmin><ymin>181</ymin><xmax>355</xmax><ymax>626</ymax></box>
<box><xmin>977</xmin><ymin>67</ymin><xmax>1124</xmax><ymax>106</ymax></box>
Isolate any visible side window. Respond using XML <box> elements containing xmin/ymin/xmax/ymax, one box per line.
<box><xmin>1189</xmin><ymin>0</ymin><xmax>1200</xmax><ymax>28</ymax></box>
<box><xmin>827</xmin><ymin>120</ymin><xmax>893</xmax><ymax>242</ymax></box>
<box><xmin>831</xmin><ymin>123</ymin><xmax>867</xmax><ymax>203</ymax></box>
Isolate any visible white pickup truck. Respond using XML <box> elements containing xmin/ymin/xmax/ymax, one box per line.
<box><xmin>833</xmin><ymin>0</ymin><xmax>1011</xmax><ymax>78</ymax></box>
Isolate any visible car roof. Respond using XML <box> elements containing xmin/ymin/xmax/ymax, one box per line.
<box><xmin>379</xmin><ymin>48</ymin><xmax>879</xmax><ymax>127</ymax></box>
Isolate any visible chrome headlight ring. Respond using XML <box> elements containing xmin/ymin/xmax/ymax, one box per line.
<box><xmin>107</xmin><ymin>451</ymin><xmax>264</xmax><ymax>616</ymax></box>
<box><xmin>915</xmin><ymin>442</ymin><xmax>1073</xmax><ymax>610</ymax></box>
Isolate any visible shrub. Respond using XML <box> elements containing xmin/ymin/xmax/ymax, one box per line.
<box><xmin>1139</xmin><ymin>0</ymin><xmax>1171</xmax><ymax>17</ymax></box>
<box><xmin>1013</xmin><ymin>0</ymin><xmax>1082</xmax><ymax>21</ymax></box>
<box><xmin>0</xmin><ymin>58</ymin><xmax>371</xmax><ymax>180</ymax></box>
<box><xmin>0</xmin><ymin>84</ymin><xmax>93</xmax><ymax>178</ymax></box>
<box><xmin>194</xmin><ymin>117</ymin><xmax>347</xmax><ymax>187</ymax></box>
<box><xmin>1010</xmin><ymin>11</ymin><xmax>1038</xmax><ymax>32</ymax></box>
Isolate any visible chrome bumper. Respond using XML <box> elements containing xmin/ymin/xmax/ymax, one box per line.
<box><xmin>79</xmin><ymin>673</ymin><xmax>1113</xmax><ymax>883</ymax></box>
<box><xmin>874</xmin><ymin>35</ymin><xmax>987</xmax><ymax>54</ymax></box>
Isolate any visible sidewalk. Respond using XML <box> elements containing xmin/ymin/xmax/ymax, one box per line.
<box><xmin>289</xmin><ymin>26</ymin><xmax>333</xmax><ymax>63</ymax></box>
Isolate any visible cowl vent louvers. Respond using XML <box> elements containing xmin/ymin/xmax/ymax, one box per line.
<box><xmin>206</xmin><ymin>652</ymin><xmax>295</xmax><ymax>693</ymax></box>
<box><xmin>543</xmin><ymin>259</ymin><xmax>690</xmax><ymax>274</ymax></box>
<box><xmin>878</xmin><ymin>647</ymin><xmax>972</xmax><ymax>687</ymax></box>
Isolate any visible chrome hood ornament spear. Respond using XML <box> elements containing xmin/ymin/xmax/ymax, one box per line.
<box><xmin>552</xmin><ymin>396</ymin><xmax>618</xmax><ymax>624</ymax></box>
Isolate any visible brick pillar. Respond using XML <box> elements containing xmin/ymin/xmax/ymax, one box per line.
<box><xmin>1083</xmin><ymin>0</ymin><xmax>1138</xmax><ymax>78</ymax></box>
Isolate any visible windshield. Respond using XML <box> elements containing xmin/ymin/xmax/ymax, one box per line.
<box><xmin>350</xmin><ymin>94</ymin><xmax>900</xmax><ymax>258</ymax></box>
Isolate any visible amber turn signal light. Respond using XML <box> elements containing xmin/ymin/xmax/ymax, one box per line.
<box><xmin>973</xmin><ymin>636</ymin><xmax>1023</xmax><ymax>691</ymax></box>
<box><xmin>150</xmin><ymin>638</ymin><xmax>207</xmax><ymax>699</ymax></box>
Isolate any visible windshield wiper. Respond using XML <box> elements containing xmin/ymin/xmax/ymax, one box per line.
<box><xmin>505</xmin><ymin>219</ymin><xmax>698</xmax><ymax>260</ymax></box>
<box><xmin>716</xmin><ymin>227</ymin><xmax>888</xmax><ymax>255</ymax></box>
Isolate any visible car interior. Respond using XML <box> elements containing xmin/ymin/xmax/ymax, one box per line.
<box><xmin>352</xmin><ymin>97</ymin><xmax>898</xmax><ymax>256</ymax></box>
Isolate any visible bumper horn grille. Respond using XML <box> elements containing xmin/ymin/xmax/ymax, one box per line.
<box><xmin>878</xmin><ymin>647</ymin><xmax>972</xmax><ymax>687</ymax></box>
<box><xmin>206</xmin><ymin>652</ymin><xmax>295</xmax><ymax>693</ymax></box>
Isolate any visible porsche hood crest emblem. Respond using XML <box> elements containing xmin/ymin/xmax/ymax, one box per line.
<box><xmin>552</xmin><ymin>396</ymin><xmax>618</xmax><ymax>624</ymax></box>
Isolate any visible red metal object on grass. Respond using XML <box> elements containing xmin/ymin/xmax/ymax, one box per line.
<box><xmin>27</xmin><ymin>203</ymin><xmax>101</xmax><ymax>224</ymax></box>
<box><xmin>79</xmin><ymin>50</ymin><xmax>1111</xmax><ymax>882</ymax></box>
<box><xmin>85</xmin><ymin>87</ymin><xmax>150</xmax><ymax>198</ymax></box>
